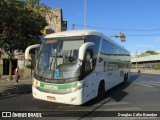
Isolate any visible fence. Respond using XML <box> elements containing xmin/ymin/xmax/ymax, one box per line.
<box><xmin>131</xmin><ymin>62</ymin><xmax>160</xmax><ymax>70</ymax></box>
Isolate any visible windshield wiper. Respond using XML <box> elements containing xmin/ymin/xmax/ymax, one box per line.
<box><xmin>59</xmin><ymin>67</ymin><xmax>65</xmax><ymax>83</ymax></box>
<box><xmin>50</xmin><ymin>41</ymin><xmax>64</xmax><ymax>80</ymax></box>
<box><xmin>50</xmin><ymin>40</ymin><xmax>62</xmax><ymax>71</ymax></box>
<box><xmin>40</xmin><ymin>67</ymin><xmax>48</xmax><ymax>80</ymax></box>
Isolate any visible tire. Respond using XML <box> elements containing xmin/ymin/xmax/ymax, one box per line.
<box><xmin>96</xmin><ymin>81</ymin><xmax>105</xmax><ymax>101</ymax></box>
<box><xmin>123</xmin><ymin>73</ymin><xmax>128</xmax><ymax>83</ymax></box>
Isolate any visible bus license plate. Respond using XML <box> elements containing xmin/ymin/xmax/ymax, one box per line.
<box><xmin>47</xmin><ymin>96</ymin><xmax>56</xmax><ymax>100</ymax></box>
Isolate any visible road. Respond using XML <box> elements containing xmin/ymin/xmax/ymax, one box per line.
<box><xmin>0</xmin><ymin>73</ymin><xmax>160</xmax><ymax>120</ymax></box>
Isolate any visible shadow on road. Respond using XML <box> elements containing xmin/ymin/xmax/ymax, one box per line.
<box><xmin>0</xmin><ymin>84</ymin><xmax>32</xmax><ymax>100</ymax></box>
<box><xmin>83</xmin><ymin>73</ymin><xmax>140</xmax><ymax>106</ymax></box>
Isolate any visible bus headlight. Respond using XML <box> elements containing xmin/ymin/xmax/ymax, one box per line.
<box><xmin>66</xmin><ymin>84</ymin><xmax>83</xmax><ymax>93</ymax></box>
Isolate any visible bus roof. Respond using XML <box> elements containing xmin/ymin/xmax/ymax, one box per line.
<box><xmin>44</xmin><ymin>30</ymin><xmax>130</xmax><ymax>54</ymax></box>
<box><xmin>44</xmin><ymin>30</ymin><xmax>102</xmax><ymax>38</ymax></box>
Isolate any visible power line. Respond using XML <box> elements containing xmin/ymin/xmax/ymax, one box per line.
<box><xmin>74</xmin><ymin>24</ymin><xmax>160</xmax><ymax>32</ymax></box>
<box><xmin>74</xmin><ymin>24</ymin><xmax>160</xmax><ymax>36</ymax></box>
<box><xmin>127</xmin><ymin>34</ymin><xmax>160</xmax><ymax>36</ymax></box>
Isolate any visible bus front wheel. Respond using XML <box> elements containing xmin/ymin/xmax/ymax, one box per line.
<box><xmin>96</xmin><ymin>81</ymin><xmax>105</xmax><ymax>101</ymax></box>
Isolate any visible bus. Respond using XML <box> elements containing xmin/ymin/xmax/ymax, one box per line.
<box><xmin>25</xmin><ymin>30</ymin><xmax>130</xmax><ymax>105</ymax></box>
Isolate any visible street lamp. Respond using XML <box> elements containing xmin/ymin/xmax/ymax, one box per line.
<box><xmin>136</xmin><ymin>50</ymin><xmax>137</xmax><ymax>70</ymax></box>
<box><xmin>84</xmin><ymin>0</ymin><xmax>86</xmax><ymax>30</ymax></box>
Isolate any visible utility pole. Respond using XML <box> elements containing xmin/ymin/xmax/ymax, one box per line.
<box><xmin>84</xmin><ymin>0</ymin><xmax>86</xmax><ymax>30</ymax></box>
<box><xmin>136</xmin><ymin>50</ymin><xmax>137</xmax><ymax>70</ymax></box>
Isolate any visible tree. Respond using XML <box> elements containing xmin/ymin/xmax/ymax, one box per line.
<box><xmin>145</xmin><ymin>51</ymin><xmax>158</xmax><ymax>55</ymax></box>
<box><xmin>22</xmin><ymin>0</ymin><xmax>40</xmax><ymax>6</ymax></box>
<box><xmin>155</xmin><ymin>63</ymin><xmax>160</xmax><ymax>70</ymax></box>
<box><xmin>0</xmin><ymin>0</ymin><xmax>48</xmax><ymax>80</ymax></box>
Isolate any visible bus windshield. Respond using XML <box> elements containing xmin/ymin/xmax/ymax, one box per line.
<box><xmin>35</xmin><ymin>37</ymin><xmax>84</xmax><ymax>80</ymax></box>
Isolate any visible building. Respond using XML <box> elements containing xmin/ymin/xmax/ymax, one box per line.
<box><xmin>42</xmin><ymin>8</ymin><xmax>67</xmax><ymax>34</ymax></box>
<box><xmin>1</xmin><ymin>8</ymin><xmax>67</xmax><ymax>76</ymax></box>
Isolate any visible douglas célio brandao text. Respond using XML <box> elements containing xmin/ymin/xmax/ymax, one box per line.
<box><xmin>118</xmin><ymin>112</ymin><xmax>158</xmax><ymax>117</ymax></box>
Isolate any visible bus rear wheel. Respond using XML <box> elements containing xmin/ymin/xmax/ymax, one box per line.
<box><xmin>123</xmin><ymin>73</ymin><xmax>128</xmax><ymax>83</ymax></box>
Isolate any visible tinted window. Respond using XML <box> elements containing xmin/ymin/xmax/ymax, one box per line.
<box><xmin>86</xmin><ymin>35</ymin><xmax>101</xmax><ymax>55</ymax></box>
<box><xmin>101</xmin><ymin>39</ymin><xmax>110</xmax><ymax>54</ymax></box>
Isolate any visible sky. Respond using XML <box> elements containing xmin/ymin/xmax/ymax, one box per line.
<box><xmin>40</xmin><ymin>0</ymin><xmax>160</xmax><ymax>55</ymax></box>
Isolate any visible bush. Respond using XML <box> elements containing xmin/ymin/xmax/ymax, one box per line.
<box><xmin>19</xmin><ymin>66</ymin><xmax>32</xmax><ymax>78</ymax></box>
<box><xmin>155</xmin><ymin>63</ymin><xmax>160</xmax><ymax>70</ymax></box>
<box><xmin>25</xmin><ymin>64</ymin><xmax>32</xmax><ymax>69</ymax></box>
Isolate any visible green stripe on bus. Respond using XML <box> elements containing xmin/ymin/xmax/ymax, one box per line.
<box><xmin>39</xmin><ymin>81</ymin><xmax>78</xmax><ymax>90</ymax></box>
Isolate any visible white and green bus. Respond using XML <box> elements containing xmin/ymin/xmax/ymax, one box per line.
<box><xmin>25</xmin><ymin>30</ymin><xmax>130</xmax><ymax>105</ymax></box>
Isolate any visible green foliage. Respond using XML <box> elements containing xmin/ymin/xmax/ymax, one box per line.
<box><xmin>0</xmin><ymin>0</ymin><xmax>48</xmax><ymax>58</ymax></box>
<box><xmin>145</xmin><ymin>51</ymin><xmax>158</xmax><ymax>55</ymax></box>
<box><xmin>23</xmin><ymin>0</ymin><xmax>40</xmax><ymax>6</ymax></box>
<box><xmin>0</xmin><ymin>0</ymin><xmax>48</xmax><ymax>80</ymax></box>
<box><xmin>25</xmin><ymin>63</ymin><xmax>32</xmax><ymax>69</ymax></box>
<box><xmin>155</xmin><ymin>62</ymin><xmax>160</xmax><ymax>70</ymax></box>
<box><xmin>19</xmin><ymin>66</ymin><xmax>32</xmax><ymax>78</ymax></box>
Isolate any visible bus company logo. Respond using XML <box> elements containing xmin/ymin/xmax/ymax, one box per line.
<box><xmin>2</xmin><ymin>112</ymin><xmax>11</xmax><ymax>117</ymax></box>
<box><xmin>44</xmin><ymin>85</ymin><xmax>58</xmax><ymax>90</ymax></box>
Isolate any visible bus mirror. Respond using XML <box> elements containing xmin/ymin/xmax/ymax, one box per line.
<box><xmin>25</xmin><ymin>44</ymin><xmax>40</xmax><ymax>61</ymax></box>
<box><xmin>78</xmin><ymin>42</ymin><xmax>95</xmax><ymax>62</ymax></box>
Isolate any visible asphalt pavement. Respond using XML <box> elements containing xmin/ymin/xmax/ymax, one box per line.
<box><xmin>0</xmin><ymin>77</ymin><xmax>32</xmax><ymax>99</ymax></box>
<box><xmin>0</xmin><ymin>69</ymin><xmax>159</xmax><ymax>100</ymax></box>
<box><xmin>0</xmin><ymin>73</ymin><xmax>160</xmax><ymax>120</ymax></box>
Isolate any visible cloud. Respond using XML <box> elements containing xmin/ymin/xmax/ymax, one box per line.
<box><xmin>157</xmin><ymin>50</ymin><xmax>160</xmax><ymax>53</ymax></box>
<box><xmin>130</xmin><ymin>52</ymin><xmax>141</xmax><ymax>57</ymax></box>
<box><xmin>155</xmin><ymin>37</ymin><xmax>160</xmax><ymax>42</ymax></box>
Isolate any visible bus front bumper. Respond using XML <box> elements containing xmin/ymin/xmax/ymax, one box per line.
<box><xmin>32</xmin><ymin>86</ymin><xmax>84</xmax><ymax>105</ymax></box>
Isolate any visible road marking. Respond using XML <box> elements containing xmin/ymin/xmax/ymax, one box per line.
<box><xmin>140</xmin><ymin>81</ymin><xmax>160</xmax><ymax>87</ymax></box>
<box><xmin>148</xmin><ymin>81</ymin><xmax>160</xmax><ymax>84</ymax></box>
<box><xmin>134</xmin><ymin>82</ymin><xmax>154</xmax><ymax>87</ymax></box>
<box><xmin>96</xmin><ymin>102</ymin><xmax>130</xmax><ymax>106</ymax></box>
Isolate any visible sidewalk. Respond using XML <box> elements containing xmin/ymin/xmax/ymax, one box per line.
<box><xmin>131</xmin><ymin>69</ymin><xmax>160</xmax><ymax>74</ymax></box>
<box><xmin>0</xmin><ymin>77</ymin><xmax>32</xmax><ymax>99</ymax></box>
